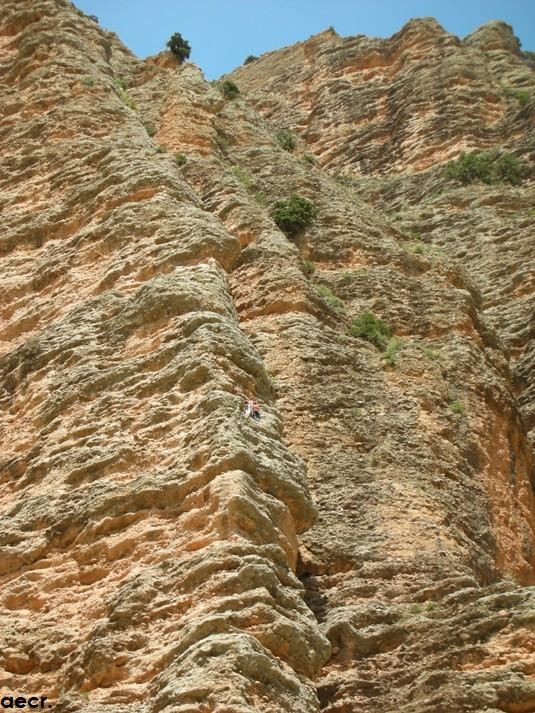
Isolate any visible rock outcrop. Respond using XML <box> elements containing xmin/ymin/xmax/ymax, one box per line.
<box><xmin>228</xmin><ymin>19</ymin><xmax>534</xmax><ymax>174</ymax></box>
<box><xmin>1</xmin><ymin>2</ymin><xmax>534</xmax><ymax>712</ymax></box>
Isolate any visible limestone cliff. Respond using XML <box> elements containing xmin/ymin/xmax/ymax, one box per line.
<box><xmin>0</xmin><ymin>2</ymin><xmax>534</xmax><ymax>712</ymax></box>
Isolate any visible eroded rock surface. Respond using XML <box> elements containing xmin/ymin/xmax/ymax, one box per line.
<box><xmin>1</xmin><ymin>2</ymin><xmax>534</xmax><ymax>712</ymax></box>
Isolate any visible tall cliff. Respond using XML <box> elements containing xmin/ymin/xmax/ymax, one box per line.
<box><xmin>0</xmin><ymin>2</ymin><xmax>534</xmax><ymax>712</ymax></box>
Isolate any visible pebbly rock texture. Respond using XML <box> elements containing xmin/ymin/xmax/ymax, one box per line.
<box><xmin>228</xmin><ymin>19</ymin><xmax>534</xmax><ymax>174</ymax></box>
<box><xmin>0</xmin><ymin>2</ymin><xmax>328</xmax><ymax>710</ymax></box>
<box><xmin>224</xmin><ymin>17</ymin><xmax>535</xmax><ymax>713</ymax></box>
<box><xmin>0</xmin><ymin>2</ymin><xmax>534</xmax><ymax>712</ymax></box>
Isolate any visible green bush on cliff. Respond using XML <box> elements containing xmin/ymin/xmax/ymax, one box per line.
<box><xmin>244</xmin><ymin>55</ymin><xmax>258</xmax><ymax>64</ymax></box>
<box><xmin>113</xmin><ymin>78</ymin><xmax>136</xmax><ymax>110</ymax></box>
<box><xmin>334</xmin><ymin>173</ymin><xmax>354</xmax><ymax>187</ymax></box>
<box><xmin>166</xmin><ymin>32</ymin><xmax>191</xmax><ymax>63</ymax></box>
<box><xmin>276</xmin><ymin>130</ymin><xmax>297</xmax><ymax>152</ymax></box>
<box><xmin>347</xmin><ymin>312</ymin><xmax>392</xmax><ymax>350</ymax></box>
<box><xmin>501</xmin><ymin>83</ymin><xmax>531</xmax><ymax>107</ymax></box>
<box><xmin>231</xmin><ymin>165</ymin><xmax>254</xmax><ymax>190</ymax></box>
<box><xmin>422</xmin><ymin>346</ymin><xmax>440</xmax><ymax>361</ymax></box>
<box><xmin>448</xmin><ymin>399</ymin><xmax>465</xmax><ymax>415</ymax></box>
<box><xmin>384</xmin><ymin>337</ymin><xmax>404</xmax><ymax>366</ymax></box>
<box><xmin>221</xmin><ymin>80</ymin><xmax>240</xmax><ymax>99</ymax></box>
<box><xmin>271</xmin><ymin>194</ymin><xmax>315</xmax><ymax>237</ymax></box>
<box><xmin>316</xmin><ymin>285</ymin><xmax>345</xmax><ymax>313</ymax></box>
<box><xmin>492</xmin><ymin>153</ymin><xmax>522</xmax><ymax>184</ymax></box>
<box><xmin>514</xmin><ymin>90</ymin><xmax>531</xmax><ymax>106</ymax></box>
<box><xmin>302</xmin><ymin>258</ymin><xmax>316</xmax><ymax>276</ymax></box>
<box><xmin>443</xmin><ymin>150</ymin><xmax>522</xmax><ymax>186</ymax></box>
<box><xmin>214</xmin><ymin>132</ymin><xmax>230</xmax><ymax>153</ymax></box>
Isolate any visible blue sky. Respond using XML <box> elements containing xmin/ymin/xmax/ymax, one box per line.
<box><xmin>75</xmin><ymin>0</ymin><xmax>535</xmax><ymax>79</ymax></box>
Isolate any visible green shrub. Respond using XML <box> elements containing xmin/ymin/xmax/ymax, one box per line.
<box><xmin>155</xmin><ymin>145</ymin><xmax>167</xmax><ymax>154</ymax></box>
<box><xmin>334</xmin><ymin>173</ymin><xmax>353</xmax><ymax>186</ymax></box>
<box><xmin>175</xmin><ymin>153</ymin><xmax>187</xmax><ymax>166</ymax></box>
<box><xmin>231</xmin><ymin>165</ymin><xmax>254</xmax><ymax>190</ymax></box>
<box><xmin>221</xmin><ymin>80</ymin><xmax>240</xmax><ymax>99</ymax></box>
<box><xmin>384</xmin><ymin>337</ymin><xmax>404</xmax><ymax>366</ymax></box>
<box><xmin>244</xmin><ymin>55</ymin><xmax>258</xmax><ymax>64</ymax></box>
<box><xmin>515</xmin><ymin>90</ymin><xmax>531</xmax><ymax>106</ymax></box>
<box><xmin>302</xmin><ymin>259</ymin><xmax>316</xmax><ymax>276</ymax></box>
<box><xmin>254</xmin><ymin>191</ymin><xmax>266</xmax><ymax>205</ymax></box>
<box><xmin>443</xmin><ymin>151</ymin><xmax>492</xmax><ymax>184</ymax></box>
<box><xmin>276</xmin><ymin>130</ymin><xmax>297</xmax><ymax>152</ymax></box>
<box><xmin>144</xmin><ymin>122</ymin><xmax>156</xmax><ymax>137</ymax></box>
<box><xmin>113</xmin><ymin>78</ymin><xmax>136</xmax><ymax>110</ymax></box>
<box><xmin>82</xmin><ymin>76</ymin><xmax>95</xmax><ymax>87</ymax></box>
<box><xmin>502</xmin><ymin>83</ymin><xmax>531</xmax><ymax>106</ymax></box>
<box><xmin>302</xmin><ymin>153</ymin><xmax>316</xmax><ymax>165</ymax></box>
<box><xmin>448</xmin><ymin>400</ymin><xmax>465</xmax><ymax>415</ymax></box>
<box><xmin>443</xmin><ymin>150</ymin><xmax>522</xmax><ymax>185</ymax></box>
<box><xmin>166</xmin><ymin>32</ymin><xmax>191</xmax><ymax>63</ymax></box>
<box><xmin>215</xmin><ymin>133</ymin><xmax>230</xmax><ymax>153</ymax></box>
<box><xmin>348</xmin><ymin>312</ymin><xmax>392</xmax><ymax>350</ymax></box>
<box><xmin>493</xmin><ymin>153</ymin><xmax>522</xmax><ymax>184</ymax></box>
<box><xmin>316</xmin><ymin>285</ymin><xmax>345</xmax><ymax>313</ymax></box>
<box><xmin>422</xmin><ymin>346</ymin><xmax>440</xmax><ymax>361</ymax></box>
<box><xmin>271</xmin><ymin>194</ymin><xmax>315</xmax><ymax>237</ymax></box>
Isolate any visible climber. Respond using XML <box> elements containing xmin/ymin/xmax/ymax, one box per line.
<box><xmin>243</xmin><ymin>399</ymin><xmax>253</xmax><ymax>418</ymax></box>
<box><xmin>252</xmin><ymin>400</ymin><xmax>261</xmax><ymax>420</ymax></box>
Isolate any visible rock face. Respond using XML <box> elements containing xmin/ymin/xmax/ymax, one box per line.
<box><xmin>0</xmin><ymin>2</ymin><xmax>534</xmax><ymax>712</ymax></box>
<box><xmin>228</xmin><ymin>19</ymin><xmax>534</xmax><ymax>174</ymax></box>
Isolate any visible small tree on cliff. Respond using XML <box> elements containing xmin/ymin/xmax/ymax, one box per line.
<box><xmin>271</xmin><ymin>194</ymin><xmax>316</xmax><ymax>238</ymax></box>
<box><xmin>347</xmin><ymin>312</ymin><xmax>391</xmax><ymax>350</ymax></box>
<box><xmin>166</xmin><ymin>33</ymin><xmax>191</xmax><ymax>64</ymax></box>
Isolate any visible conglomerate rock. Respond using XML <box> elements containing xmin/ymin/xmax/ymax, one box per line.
<box><xmin>0</xmin><ymin>2</ymin><xmax>534</xmax><ymax>712</ymax></box>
